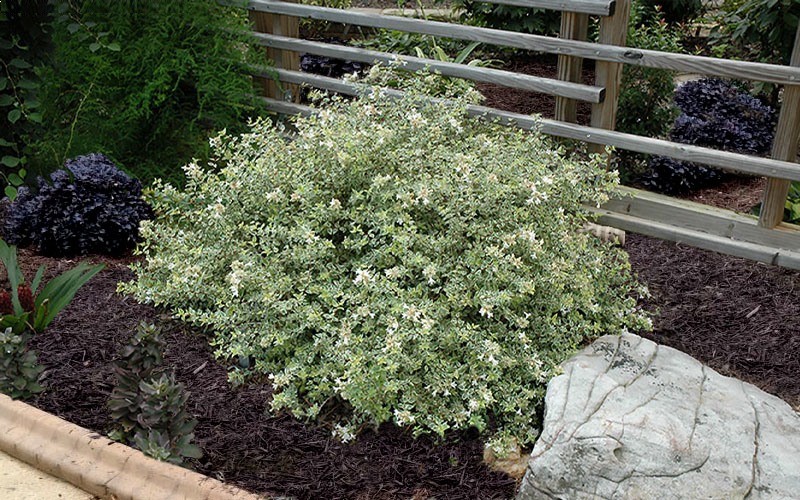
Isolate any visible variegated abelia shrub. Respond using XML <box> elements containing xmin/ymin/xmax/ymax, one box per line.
<box><xmin>120</xmin><ymin>87</ymin><xmax>650</xmax><ymax>453</ymax></box>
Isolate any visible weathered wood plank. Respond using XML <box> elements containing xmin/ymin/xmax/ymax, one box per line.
<box><xmin>588</xmin><ymin>208</ymin><xmax>800</xmax><ymax>269</ymax></box>
<box><xmin>555</xmin><ymin>12</ymin><xmax>589</xmax><ymax>123</ymax></box>
<box><xmin>256</xmin><ymin>67</ymin><xmax>800</xmax><ymax>181</ymax></box>
<box><xmin>604</xmin><ymin>186</ymin><xmax>800</xmax><ymax>250</ymax></box>
<box><xmin>246</xmin><ymin>0</ymin><xmax>800</xmax><ymax>85</ymax></box>
<box><xmin>253</xmin><ymin>33</ymin><xmax>605</xmax><ymax>102</ymax></box>
<box><xmin>759</xmin><ymin>24</ymin><xmax>800</xmax><ymax>228</ymax></box>
<box><xmin>590</xmin><ymin>0</ymin><xmax>629</xmax><ymax>150</ymax></box>
<box><xmin>249</xmin><ymin>1</ymin><xmax>300</xmax><ymax>101</ymax></box>
<box><xmin>475</xmin><ymin>0</ymin><xmax>614</xmax><ymax>16</ymax></box>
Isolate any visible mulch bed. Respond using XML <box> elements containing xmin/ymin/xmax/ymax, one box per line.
<box><xmin>7</xmin><ymin>52</ymin><xmax>800</xmax><ymax>500</ymax></box>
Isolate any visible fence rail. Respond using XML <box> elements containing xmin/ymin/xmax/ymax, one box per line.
<box><xmin>243</xmin><ymin>0</ymin><xmax>800</xmax><ymax>269</ymax></box>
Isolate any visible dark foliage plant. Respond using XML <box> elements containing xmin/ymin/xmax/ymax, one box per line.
<box><xmin>641</xmin><ymin>78</ymin><xmax>776</xmax><ymax>194</ymax></box>
<box><xmin>3</xmin><ymin>153</ymin><xmax>154</xmax><ymax>257</ymax></box>
<box><xmin>638</xmin><ymin>0</ymin><xmax>705</xmax><ymax>24</ymax></box>
<box><xmin>301</xmin><ymin>53</ymin><xmax>365</xmax><ymax>79</ymax></box>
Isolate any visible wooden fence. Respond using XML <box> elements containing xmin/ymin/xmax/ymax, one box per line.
<box><xmin>241</xmin><ymin>0</ymin><xmax>800</xmax><ymax>269</ymax></box>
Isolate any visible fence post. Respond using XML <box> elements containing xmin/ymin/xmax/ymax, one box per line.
<box><xmin>758</xmin><ymin>24</ymin><xmax>800</xmax><ymax>229</ymax></box>
<box><xmin>589</xmin><ymin>0</ymin><xmax>630</xmax><ymax>153</ymax></box>
<box><xmin>249</xmin><ymin>1</ymin><xmax>300</xmax><ymax>102</ymax></box>
<box><xmin>555</xmin><ymin>12</ymin><xmax>589</xmax><ymax>123</ymax></box>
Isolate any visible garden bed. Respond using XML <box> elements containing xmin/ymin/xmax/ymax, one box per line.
<box><xmin>11</xmin><ymin>227</ymin><xmax>798</xmax><ymax>499</ymax></box>
<box><xmin>8</xmin><ymin>49</ymin><xmax>800</xmax><ymax>500</ymax></box>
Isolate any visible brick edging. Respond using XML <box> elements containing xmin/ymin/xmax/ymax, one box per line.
<box><xmin>0</xmin><ymin>393</ymin><xmax>265</xmax><ymax>500</ymax></box>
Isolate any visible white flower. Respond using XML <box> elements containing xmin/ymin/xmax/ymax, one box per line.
<box><xmin>394</xmin><ymin>409</ymin><xmax>416</xmax><ymax>425</ymax></box>
<box><xmin>329</xmin><ymin>198</ymin><xmax>342</xmax><ymax>210</ymax></box>
<box><xmin>402</xmin><ymin>304</ymin><xmax>423</xmax><ymax>322</ymax></box>
<box><xmin>206</xmin><ymin>198</ymin><xmax>225</xmax><ymax>218</ymax></box>
<box><xmin>353</xmin><ymin>268</ymin><xmax>373</xmax><ymax>286</ymax></box>
<box><xmin>265</xmin><ymin>188</ymin><xmax>283</xmax><ymax>202</ymax></box>
<box><xmin>333</xmin><ymin>424</ymin><xmax>356</xmax><ymax>443</ymax></box>
<box><xmin>407</xmin><ymin>111</ymin><xmax>426</xmax><ymax>127</ymax></box>
<box><xmin>479</xmin><ymin>305</ymin><xmax>494</xmax><ymax>318</ymax></box>
<box><xmin>384</xmin><ymin>267</ymin><xmax>401</xmax><ymax>280</ymax></box>
<box><xmin>422</xmin><ymin>264</ymin><xmax>437</xmax><ymax>285</ymax></box>
<box><xmin>520</xmin><ymin>229</ymin><xmax>537</xmax><ymax>243</ymax></box>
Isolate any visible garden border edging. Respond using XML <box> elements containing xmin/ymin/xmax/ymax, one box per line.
<box><xmin>0</xmin><ymin>393</ymin><xmax>265</xmax><ymax>500</ymax></box>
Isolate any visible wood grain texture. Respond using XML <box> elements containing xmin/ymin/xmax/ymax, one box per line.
<box><xmin>253</xmin><ymin>33</ymin><xmax>605</xmax><ymax>102</ymax></box>
<box><xmin>759</xmin><ymin>24</ymin><xmax>800</xmax><ymax>228</ymax></box>
<box><xmin>246</xmin><ymin>0</ymin><xmax>800</xmax><ymax>85</ymax></box>
<box><xmin>555</xmin><ymin>12</ymin><xmax>589</xmax><ymax>123</ymax></box>
<box><xmin>605</xmin><ymin>187</ymin><xmax>800</xmax><ymax>250</ymax></box>
<box><xmin>250</xmin><ymin>1</ymin><xmax>300</xmax><ymax>101</ymax></box>
<box><xmin>474</xmin><ymin>0</ymin><xmax>614</xmax><ymax>16</ymax></box>
<box><xmin>588</xmin><ymin>209</ymin><xmax>800</xmax><ymax>269</ymax></box>
<box><xmin>590</xmin><ymin>0</ymin><xmax>628</xmax><ymax>133</ymax></box>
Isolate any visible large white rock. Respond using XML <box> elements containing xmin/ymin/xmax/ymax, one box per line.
<box><xmin>517</xmin><ymin>333</ymin><xmax>800</xmax><ymax>500</ymax></box>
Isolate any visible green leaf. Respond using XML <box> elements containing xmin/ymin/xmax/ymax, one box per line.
<box><xmin>107</xmin><ymin>42</ymin><xmax>121</xmax><ymax>52</ymax></box>
<box><xmin>7</xmin><ymin>109</ymin><xmax>21</xmax><ymax>124</ymax></box>
<box><xmin>4</xmin><ymin>185</ymin><xmax>17</xmax><ymax>201</ymax></box>
<box><xmin>0</xmin><ymin>78</ymin><xmax>6</xmax><ymax>91</ymax></box>
<box><xmin>28</xmin><ymin>112</ymin><xmax>42</xmax><ymax>124</ymax></box>
<box><xmin>30</xmin><ymin>265</ymin><xmax>45</xmax><ymax>295</ymax></box>
<box><xmin>17</xmin><ymin>79</ymin><xmax>38</xmax><ymax>90</ymax></box>
<box><xmin>33</xmin><ymin>262</ymin><xmax>105</xmax><ymax>331</ymax></box>
<box><xmin>67</xmin><ymin>23</ymin><xmax>80</xmax><ymax>33</ymax></box>
<box><xmin>0</xmin><ymin>138</ymin><xmax>13</xmax><ymax>147</ymax></box>
<box><xmin>0</xmin><ymin>240</ymin><xmax>24</xmax><ymax>314</ymax></box>
<box><xmin>1</xmin><ymin>156</ymin><xmax>20</xmax><ymax>167</ymax></box>
<box><xmin>9</xmin><ymin>58</ymin><xmax>32</xmax><ymax>69</ymax></box>
<box><xmin>18</xmin><ymin>168</ymin><xmax>26</xmax><ymax>178</ymax></box>
<box><xmin>0</xmin><ymin>95</ymin><xmax>14</xmax><ymax>107</ymax></box>
<box><xmin>89</xmin><ymin>43</ymin><xmax>101</xmax><ymax>52</ymax></box>
<box><xmin>8</xmin><ymin>173</ymin><xmax>23</xmax><ymax>186</ymax></box>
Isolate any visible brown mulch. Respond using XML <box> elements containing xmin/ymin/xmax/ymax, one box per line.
<box><xmin>475</xmin><ymin>54</ymin><xmax>594</xmax><ymax>125</ymax></box>
<box><xmin>22</xmin><ymin>252</ymin><xmax>515</xmax><ymax>500</ymax></box>
<box><xmin>6</xmin><ymin>52</ymin><xmax>800</xmax><ymax>500</ymax></box>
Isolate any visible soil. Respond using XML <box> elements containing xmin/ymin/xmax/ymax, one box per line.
<box><xmin>8</xmin><ymin>52</ymin><xmax>800</xmax><ymax>500</ymax></box>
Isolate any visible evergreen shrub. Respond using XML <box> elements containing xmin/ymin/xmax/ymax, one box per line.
<box><xmin>31</xmin><ymin>0</ymin><xmax>265</xmax><ymax>185</ymax></box>
<box><xmin>120</xmin><ymin>86</ymin><xmax>650</xmax><ymax>452</ymax></box>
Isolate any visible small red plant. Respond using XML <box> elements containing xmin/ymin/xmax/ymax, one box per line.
<box><xmin>0</xmin><ymin>290</ymin><xmax>12</xmax><ymax>315</ymax></box>
<box><xmin>17</xmin><ymin>285</ymin><xmax>35</xmax><ymax>313</ymax></box>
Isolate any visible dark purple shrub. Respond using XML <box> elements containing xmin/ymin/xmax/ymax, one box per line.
<box><xmin>300</xmin><ymin>53</ymin><xmax>365</xmax><ymax>79</ymax></box>
<box><xmin>3</xmin><ymin>153</ymin><xmax>154</xmax><ymax>257</ymax></box>
<box><xmin>641</xmin><ymin>78</ymin><xmax>776</xmax><ymax>195</ymax></box>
